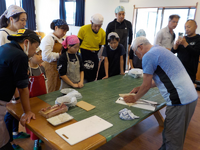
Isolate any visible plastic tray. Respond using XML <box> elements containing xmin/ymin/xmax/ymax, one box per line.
<box><xmin>47</xmin><ymin>113</ymin><xmax>73</xmax><ymax>126</ymax></box>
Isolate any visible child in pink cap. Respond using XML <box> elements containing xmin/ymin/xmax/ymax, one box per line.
<box><xmin>57</xmin><ymin>35</ymin><xmax>84</xmax><ymax>89</ymax></box>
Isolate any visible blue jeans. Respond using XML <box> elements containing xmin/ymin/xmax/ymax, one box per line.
<box><xmin>4</xmin><ymin>112</ymin><xmax>19</xmax><ymax>142</ymax></box>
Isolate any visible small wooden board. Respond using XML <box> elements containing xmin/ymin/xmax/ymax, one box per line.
<box><xmin>119</xmin><ymin>93</ymin><xmax>136</xmax><ymax>97</ymax></box>
<box><xmin>76</xmin><ymin>101</ymin><xmax>96</xmax><ymax>111</ymax></box>
<box><xmin>126</xmin><ymin>103</ymin><xmax>134</xmax><ymax>107</ymax></box>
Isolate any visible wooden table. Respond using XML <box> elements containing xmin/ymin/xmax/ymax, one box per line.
<box><xmin>6</xmin><ymin>74</ymin><xmax>166</xmax><ymax>150</ymax></box>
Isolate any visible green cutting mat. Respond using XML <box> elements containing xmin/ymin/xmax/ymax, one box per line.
<box><xmin>38</xmin><ymin>74</ymin><xmax>166</xmax><ymax>141</ymax></box>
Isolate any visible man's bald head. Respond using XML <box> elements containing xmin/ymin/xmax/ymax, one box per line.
<box><xmin>185</xmin><ymin>19</ymin><xmax>197</xmax><ymax>37</ymax></box>
<box><xmin>186</xmin><ymin>19</ymin><xmax>197</xmax><ymax>26</ymax></box>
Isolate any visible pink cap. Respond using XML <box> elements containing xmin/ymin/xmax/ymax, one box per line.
<box><xmin>62</xmin><ymin>35</ymin><xmax>80</xmax><ymax>49</ymax></box>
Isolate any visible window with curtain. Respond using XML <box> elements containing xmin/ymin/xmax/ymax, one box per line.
<box><xmin>65</xmin><ymin>0</ymin><xmax>76</xmax><ymax>25</ymax></box>
<box><xmin>60</xmin><ymin>0</ymin><xmax>85</xmax><ymax>26</ymax></box>
<box><xmin>5</xmin><ymin>0</ymin><xmax>37</xmax><ymax>30</ymax></box>
<box><xmin>0</xmin><ymin>0</ymin><xmax>6</xmax><ymax>15</ymax></box>
<box><xmin>5</xmin><ymin>0</ymin><xmax>21</xmax><ymax>8</ymax></box>
<box><xmin>133</xmin><ymin>6</ymin><xmax>197</xmax><ymax>44</ymax></box>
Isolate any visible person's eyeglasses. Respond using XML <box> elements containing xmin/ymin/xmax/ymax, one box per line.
<box><xmin>134</xmin><ymin>44</ymin><xmax>143</xmax><ymax>56</ymax></box>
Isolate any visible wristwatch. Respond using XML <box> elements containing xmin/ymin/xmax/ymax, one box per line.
<box><xmin>14</xmin><ymin>97</ymin><xmax>20</xmax><ymax>100</ymax></box>
<box><xmin>11</xmin><ymin>97</ymin><xmax>20</xmax><ymax>104</ymax></box>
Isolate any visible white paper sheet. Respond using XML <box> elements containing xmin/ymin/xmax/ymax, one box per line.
<box><xmin>116</xmin><ymin>97</ymin><xmax>157</xmax><ymax>111</ymax></box>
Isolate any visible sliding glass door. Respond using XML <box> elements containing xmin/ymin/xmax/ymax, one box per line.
<box><xmin>133</xmin><ymin>6</ymin><xmax>196</xmax><ymax>44</ymax></box>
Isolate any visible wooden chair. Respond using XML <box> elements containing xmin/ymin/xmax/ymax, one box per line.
<box><xmin>36</xmin><ymin>32</ymin><xmax>46</xmax><ymax>39</ymax></box>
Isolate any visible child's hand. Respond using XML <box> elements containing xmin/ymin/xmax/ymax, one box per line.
<box><xmin>78</xmin><ymin>82</ymin><xmax>84</xmax><ymax>88</ymax></box>
<box><xmin>102</xmin><ymin>76</ymin><xmax>108</xmax><ymax>79</ymax></box>
<box><xmin>72</xmin><ymin>83</ymin><xmax>79</xmax><ymax>88</ymax></box>
<box><xmin>120</xmin><ymin>72</ymin><xmax>125</xmax><ymax>75</ymax></box>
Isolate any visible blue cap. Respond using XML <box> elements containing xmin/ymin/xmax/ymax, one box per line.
<box><xmin>115</xmin><ymin>6</ymin><xmax>125</xmax><ymax>14</ymax></box>
<box><xmin>136</xmin><ymin>29</ymin><xmax>146</xmax><ymax>37</ymax></box>
<box><xmin>53</xmin><ymin>19</ymin><xmax>67</xmax><ymax>26</ymax></box>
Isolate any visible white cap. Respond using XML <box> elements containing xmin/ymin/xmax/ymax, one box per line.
<box><xmin>91</xmin><ymin>13</ymin><xmax>104</xmax><ymax>24</ymax></box>
<box><xmin>107</xmin><ymin>32</ymin><xmax>119</xmax><ymax>40</ymax></box>
<box><xmin>0</xmin><ymin>5</ymin><xmax>25</xmax><ymax>19</ymax></box>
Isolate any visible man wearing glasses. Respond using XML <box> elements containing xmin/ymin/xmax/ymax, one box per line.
<box><xmin>124</xmin><ymin>36</ymin><xmax>197</xmax><ymax>150</ymax></box>
<box><xmin>154</xmin><ymin>14</ymin><xmax>180</xmax><ymax>50</ymax></box>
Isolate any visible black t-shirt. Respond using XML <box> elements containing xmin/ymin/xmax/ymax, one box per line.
<box><xmin>106</xmin><ymin>19</ymin><xmax>133</xmax><ymax>45</ymax></box>
<box><xmin>129</xmin><ymin>49</ymin><xmax>142</xmax><ymax>69</ymax></box>
<box><xmin>171</xmin><ymin>34</ymin><xmax>200</xmax><ymax>82</ymax></box>
<box><xmin>0</xmin><ymin>41</ymin><xmax>29</xmax><ymax>102</ymax></box>
<box><xmin>102</xmin><ymin>44</ymin><xmax>125</xmax><ymax>77</ymax></box>
<box><xmin>57</xmin><ymin>52</ymin><xmax>84</xmax><ymax>76</ymax></box>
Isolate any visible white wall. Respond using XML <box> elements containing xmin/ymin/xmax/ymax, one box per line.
<box><xmin>35</xmin><ymin>0</ymin><xmax>200</xmax><ymax>35</ymax></box>
<box><xmin>85</xmin><ymin>0</ymin><xmax>200</xmax><ymax>33</ymax></box>
<box><xmin>35</xmin><ymin>0</ymin><xmax>59</xmax><ymax>34</ymax></box>
<box><xmin>35</xmin><ymin>0</ymin><xmax>80</xmax><ymax>36</ymax></box>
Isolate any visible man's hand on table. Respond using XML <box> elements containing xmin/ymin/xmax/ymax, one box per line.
<box><xmin>130</xmin><ymin>86</ymin><xmax>140</xmax><ymax>94</ymax></box>
<box><xmin>20</xmin><ymin>111</ymin><xmax>36</xmax><ymax>126</ymax></box>
<box><xmin>123</xmin><ymin>86</ymin><xmax>141</xmax><ymax>103</ymax></box>
<box><xmin>123</xmin><ymin>95</ymin><xmax>137</xmax><ymax>103</ymax></box>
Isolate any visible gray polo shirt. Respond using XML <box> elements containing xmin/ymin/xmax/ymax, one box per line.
<box><xmin>154</xmin><ymin>26</ymin><xmax>175</xmax><ymax>49</ymax></box>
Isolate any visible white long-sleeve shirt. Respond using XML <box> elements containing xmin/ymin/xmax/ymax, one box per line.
<box><xmin>40</xmin><ymin>33</ymin><xmax>64</xmax><ymax>63</ymax></box>
<box><xmin>0</xmin><ymin>28</ymin><xmax>17</xmax><ymax>46</ymax></box>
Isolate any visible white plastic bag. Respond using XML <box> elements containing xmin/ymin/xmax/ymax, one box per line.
<box><xmin>67</xmin><ymin>90</ymin><xmax>82</xmax><ymax>99</ymax></box>
<box><xmin>55</xmin><ymin>95</ymin><xmax>77</xmax><ymax>107</ymax></box>
<box><xmin>60</xmin><ymin>88</ymin><xmax>75</xmax><ymax>94</ymax></box>
<box><xmin>56</xmin><ymin>95</ymin><xmax>71</xmax><ymax>104</ymax></box>
<box><xmin>60</xmin><ymin>88</ymin><xmax>82</xmax><ymax>99</ymax></box>
<box><xmin>69</xmin><ymin>97</ymin><xmax>77</xmax><ymax>107</ymax></box>
<box><xmin>128</xmin><ymin>68</ymin><xmax>143</xmax><ymax>78</ymax></box>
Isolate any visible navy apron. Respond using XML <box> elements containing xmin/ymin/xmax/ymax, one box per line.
<box><xmin>115</xmin><ymin>21</ymin><xmax>128</xmax><ymax>70</ymax></box>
